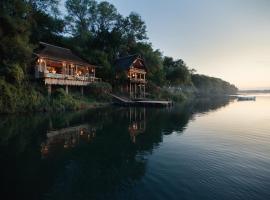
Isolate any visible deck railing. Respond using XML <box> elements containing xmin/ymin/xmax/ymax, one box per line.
<box><xmin>42</xmin><ymin>73</ymin><xmax>101</xmax><ymax>82</ymax></box>
<box><xmin>129</xmin><ymin>77</ymin><xmax>146</xmax><ymax>83</ymax></box>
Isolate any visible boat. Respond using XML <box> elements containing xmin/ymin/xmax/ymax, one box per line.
<box><xmin>237</xmin><ymin>96</ymin><xmax>256</xmax><ymax>101</ymax></box>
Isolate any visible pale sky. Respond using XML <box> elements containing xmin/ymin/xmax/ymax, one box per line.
<box><xmin>96</xmin><ymin>0</ymin><xmax>270</xmax><ymax>90</ymax></box>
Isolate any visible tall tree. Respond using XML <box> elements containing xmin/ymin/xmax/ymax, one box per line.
<box><xmin>65</xmin><ymin>0</ymin><xmax>97</xmax><ymax>38</ymax></box>
<box><xmin>95</xmin><ymin>1</ymin><xmax>119</xmax><ymax>32</ymax></box>
<box><xmin>122</xmin><ymin>12</ymin><xmax>147</xmax><ymax>42</ymax></box>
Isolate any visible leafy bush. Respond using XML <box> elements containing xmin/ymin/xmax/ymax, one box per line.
<box><xmin>0</xmin><ymin>78</ymin><xmax>47</xmax><ymax>113</ymax></box>
<box><xmin>0</xmin><ymin>79</ymin><xmax>16</xmax><ymax>112</ymax></box>
<box><xmin>51</xmin><ymin>88</ymin><xmax>81</xmax><ymax>111</ymax></box>
<box><xmin>87</xmin><ymin>82</ymin><xmax>112</xmax><ymax>101</ymax></box>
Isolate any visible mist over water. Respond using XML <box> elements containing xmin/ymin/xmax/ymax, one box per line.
<box><xmin>0</xmin><ymin>96</ymin><xmax>270</xmax><ymax>200</ymax></box>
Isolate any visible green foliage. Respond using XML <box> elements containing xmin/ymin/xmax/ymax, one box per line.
<box><xmin>192</xmin><ymin>74</ymin><xmax>238</xmax><ymax>96</ymax></box>
<box><xmin>147</xmin><ymin>81</ymin><xmax>186</xmax><ymax>102</ymax></box>
<box><xmin>163</xmin><ymin>57</ymin><xmax>191</xmax><ymax>85</ymax></box>
<box><xmin>120</xmin><ymin>12</ymin><xmax>148</xmax><ymax>42</ymax></box>
<box><xmin>30</xmin><ymin>10</ymin><xmax>64</xmax><ymax>44</ymax></box>
<box><xmin>29</xmin><ymin>0</ymin><xmax>60</xmax><ymax>15</ymax></box>
<box><xmin>5</xmin><ymin>63</ymin><xmax>25</xmax><ymax>84</ymax></box>
<box><xmin>51</xmin><ymin>88</ymin><xmax>81</xmax><ymax>111</ymax></box>
<box><xmin>87</xmin><ymin>82</ymin><xmax>112</xmax><ymax>101</ymax></box>
<box><xmin>86</xmin><ymin>50</ymin><xmax>113</xmax><ymax>81</ymax></box>
<box><xmin>0</xmin><ymin>0</ymin><xmax>33</xmax><ymax>74</ymax></box>
<box><xmin>96</xmin><ymin>1</ymin><xmax>119</xmax><ymax>31</ymax></box>
<box><xmin>0</xmin><ymin>79</ymin><xmax>16</xmax><ymax>112</ymax></box>
<box><xmin>0</xmin><ymin>79</ymin><xmax>47</xmax><ymax>113</ymax></box>
<box><xmin>88</xmin><ymin>82</ymin><xmax>112</xmax><ymax>91</ymax></box>
<box><xmin>65</xmin><ymin>0</ymin><xmax>96</xmax><ymax>37</ymax></box>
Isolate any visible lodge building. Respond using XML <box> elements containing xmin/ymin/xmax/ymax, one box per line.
<box><xmin>34</xmin><ymin>42</ymin><xmax>101</xmax><ymax>95</ymax></box>
<box><xmin>115</xmin><ymin>55</ymin><xmax>147</xmax><ymax>99</ymax></box>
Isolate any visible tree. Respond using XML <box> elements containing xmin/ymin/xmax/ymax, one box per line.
<box><xmin>163</xmin><ymin>57</ymin><xmax>191</xmax><ymax>85</ymax></box>
<box><xmin>30</xmin><ymin>10</ymin><xmax>64</xmax><ymax>43</ymax></box>
<box><xmin>95</xmin><ymin>1</ymin><xmax>119</xmax><ymax>32</ymax></box>
<box><xmin>65</xmin><ymin>0</ymin><xmax>97</xmax><ymax>38</ymax></box>
<box><xmin>27</xmin><ymin>0</ymin><xmax>60</xmax><ymax>15</ymax></box>
<box><xmin>121</xmin><ymin>12</ymin><xmax>147</xmax><ymax>42</ymax></box>
<box><xmin>0</xmin><ymin>0</ymin><xmax>33</xmax><ymax>78</ymax></box>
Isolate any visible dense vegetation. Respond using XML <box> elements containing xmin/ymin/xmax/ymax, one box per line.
<box><xmin>0</xmin><ymin>0</ymin><xmax>237</xmax><ymax>113</ymax></box>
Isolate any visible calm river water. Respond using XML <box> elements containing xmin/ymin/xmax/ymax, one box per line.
<box><xmin>0</xmin><ymin>95</ymin><xmax>270</xmax><ymax>200</ymax></box>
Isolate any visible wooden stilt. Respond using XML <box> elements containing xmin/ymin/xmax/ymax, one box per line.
<box><xmin>135</xmin><ymin>84</ymin><xmax>137</xmax><ymax>99</ymax></box>
<box><xmin>65</xmin><ymin>85</ymin><xmax>69</xmax><ymax>94</ymax></box>
<box><xmin>48</xmin><ymin>84</ymin><xmax>52</xmax><ymax>97</ymax></box>
<box><xmin>129</xmin><ymin>82</ymin><xmax>131</xmax><ymax>98</ymax></box>
<box><xmin>81</xmin><ymin>86</ymin><xmax>84</xmax><ymax>96</ymax></box>
<box><xmin>143</xmin><ymin>84</ymin><xmax>145</xmax><ymax>98</ymax></box>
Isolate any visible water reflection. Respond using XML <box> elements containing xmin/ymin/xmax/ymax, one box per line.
<box><xmin>41</xmin><ymin>124</ymin><xmax>96</xmax><ymax>157</ymax></box>
<box><xmin>127</xmin><ymin>107</ymin><xmax>146</xmax><ymax>143</ymax></box>
<box><xmin>0</xmin><ymin>97</ymin><xmax>232</xmax><ymax>200</ymax></box>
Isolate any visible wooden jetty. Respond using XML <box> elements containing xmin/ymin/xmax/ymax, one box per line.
<box><xmin>110</xmin><ymin>94</ymin><xmax>173</xmax><ymax>107</ymax></box>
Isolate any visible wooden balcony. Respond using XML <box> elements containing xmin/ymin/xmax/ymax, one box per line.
<box><xmin>38</xmin><ymin>72</ymin><xmax>101</xmax><ymax>86</ymax></box>
<box><xmin>129</xmin><ymin>77</ymin><xmax>147</xmax><ymax>84</ymax></box>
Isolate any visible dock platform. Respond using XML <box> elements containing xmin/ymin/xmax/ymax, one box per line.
<box><xmin>110</xmin><ymin>94</ymin><xmax>173</xmax><ymax>107</ymax></box>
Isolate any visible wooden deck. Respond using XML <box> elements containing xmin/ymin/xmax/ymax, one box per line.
<box><xmin>110</xmin><ymin>94</ymin><xmax>173</xmax><ymax>107</ymax></box>
<box><xmin>136</xmin><ymin>100</ymin><xmax>173</xmax><ymax>107</ymax></box>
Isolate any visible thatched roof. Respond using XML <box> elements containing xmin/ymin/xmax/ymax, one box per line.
<box><xmin>35</xmin><ymin>42</ymin><xmax>94</xmax><ymax>67</ymax></box>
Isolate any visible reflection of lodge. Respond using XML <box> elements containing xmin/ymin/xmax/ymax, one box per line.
<box><xmin>41</xmin><ymin>124</ymin><xmax>96</xmax><ymax>157</ymax></box>
<box><xmin>34</xmin><ymin>42</ymin><xmax>101</xmax><ymax>95</ymax></box>
<box><xmin>127</xmin><ymin>107</ymin><xmax>146</xmax><ymax>143</ymax></box>
<box><xmin>115</xmin><ymin>55</ymin><xmax>147</xmax><ymax>99</ymax></box>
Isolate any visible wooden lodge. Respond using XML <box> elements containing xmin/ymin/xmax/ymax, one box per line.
<box><xmin>115</xmin><ymin>55</ymin><xmax>147</xmax><ymax>99</ymax></box>
<box><xmin>34</xmin><ymin>42</ymin><xmax>101</xmax><ymax>95</ymax></box>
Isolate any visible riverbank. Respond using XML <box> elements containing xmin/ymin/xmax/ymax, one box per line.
<box><xmin>0</xmin><ymin>76</ymin><xmax>237</xmax><ymax>114</ymax></box>
<box><xmin>0</xmin><ymin>79</ymin><xmax>111</xmax><ymax>114</ymax></box>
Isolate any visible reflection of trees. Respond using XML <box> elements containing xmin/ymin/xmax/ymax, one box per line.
<box><xmin>188</xmin><ymin>97</ymin><xmax>233</xmax><ymax>114</ymax></box>
<box><xmin>0</xmin><ymin>97</ymin><xmax>232</xmax><ymax>200</ymax></box>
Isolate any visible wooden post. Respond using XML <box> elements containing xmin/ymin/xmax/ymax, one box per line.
<box><xmin>81</xmin><ymin>86</ymin><xmax>84</xmax><ymax>96</ymax></box>
<box><xmin>139</xmin><ymin>84</ymin><xmax>143</xmax><ymax>98</ymax></box>
<box><xmin>48</xmin><ymin>84</ymin><xmax>52</xmax><ymax>97</ymax></box>
<box><xmin>129</xmin><ymin>82</ymin><xmax>131</xmax><ymax>98</ymax></box>
<box><xmin>65</xmin><ymin>85</ymin><xmax>69</xmax><ymax>94</ymax></box>
<box><xmin>49</xmin><ymin>119</ymin><xmax>53</xmax><ymax>129</ymax></box>
<box><xmin>35</xmin><ymin>65</ymin><xmax>39</xmax><ymax>78</ymax></box>
<box><xmin>129</xmin><ymin>107</ymin><xmax>132</xmax><ymax>122</ymax></box>
<box><xmin>134</xmin><ymin>84</ymin><xmax>137</xmax><ymax>99</ymax></box>
<box><xmin>143</xmin><ymin>84</ymin><xmax>145</xmax><ymax>98</ymax></box>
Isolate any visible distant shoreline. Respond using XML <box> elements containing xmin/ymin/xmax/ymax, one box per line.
<box><xmin>239</xmin><ymin>90</ymin><xmax>270</xmax><ymax>93</ymax></box>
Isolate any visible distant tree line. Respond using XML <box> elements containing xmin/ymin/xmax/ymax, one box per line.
<box><xmin>192</xmin><ymin>74</ymin><xmax>238</xmax><ymax>96</ymax></box>
<box><xmin>0</xmin><ymin>0</ymin><xmax>238</xmax><ymax>112</ymax></box>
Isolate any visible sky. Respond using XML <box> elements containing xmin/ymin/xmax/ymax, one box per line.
<box><xmin>93</xmin><ymin>0</ymin><xmax>270</xmax><ymax>90</ymax></box>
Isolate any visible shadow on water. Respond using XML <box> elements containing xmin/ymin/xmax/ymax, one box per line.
<box><xmin>0</xmin><ymin>97</ymin><xmax>232</xmax><ymax>200</ymax></box>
